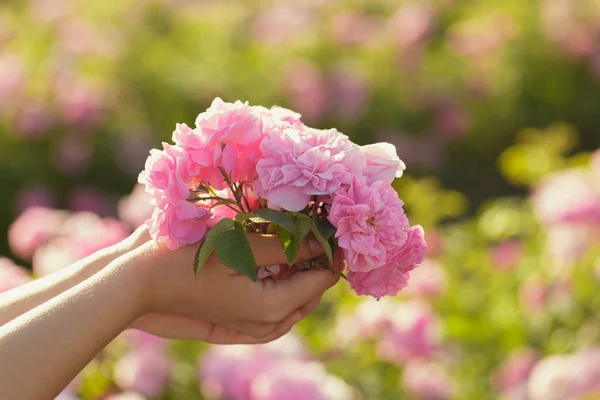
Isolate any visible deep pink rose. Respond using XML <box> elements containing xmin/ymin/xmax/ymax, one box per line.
<box><xmin>257</xmin><ymin>126</ymin><xmax>364</xmax><ymax>211</ymax></box>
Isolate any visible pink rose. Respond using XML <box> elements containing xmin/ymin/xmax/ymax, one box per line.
<box><xmin>114</xmin><ymin>347</ymin><xmax>172</xmax><ymax>398</ymax></box>
<box><xmin>360</xmin><ymin>142</ymin><xmax>406</xmax><ymax>185</ymax></box>
<box><xmin>402</xmin><ymin>361</ymin><xmax>454</xmax><ymax>400</ymax></box>
<box><xmin>0</xmin><ymin>258</ymin><xmax>31</xmax><ymax>293</ymax></box>
<box><xmin>495</xmin><ymin>349</ymin><xmax>539</xmax><ymax>395</ymax></box>
<box><xmin>376</xmin><ymin>301</ymin><xmax>439</xmax><ymax>363</ymax></box>
<box><xmin>347</xmin><ymin>265</ymin><xmax>410</xmax><ymax>299</ymax></box>
<box><xmin>251</xmin><ymin>360</ymin><xmax>353</xmax><ymax>400</ymax></box>
<box><xmin>8</xmin><ymin>207</ymin><xmax>68</xmax><ymax>261</ymax></box>
<box><xmin>173</xmin><ymin>98</ymin><xmax>264</xmax><ymax>189</ymax></box>
<box><xmin>328</xmin><ymin>177</ymin><xmax>410</xmax><ymax>272</ymax></box>
<box><xmin>257</xmin><ymin>127</ymin><xmax>364</xmax><ymax>211</ymax></box>
<box><xmin>148</xmin><ymin>201</ymin><xmax>210</xmax><ymax>250</ymax></box>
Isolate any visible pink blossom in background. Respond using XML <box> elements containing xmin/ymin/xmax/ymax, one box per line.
<box><xmin>329</xmin><ymin>65</ymin><xmax>369</xmax><ymax>122</ymax></box>
<box><xmin>402</xmin><ymin>360</ymin><xmax>454</xmax><ymax>400</ymax></box>
<box><xmin>28</xmin><ymin>0</ymin><xmax>73</xmax><ymax>23</ymax></box>
<box><xmin>533</xmin><ymin>170</ymin><xmax>600</xmax><ymax>226</ymax></box>
<box><xmin>494</xmin><ymin>349</ymin><xmax>539</xmax><ymax>400</ymax></box>
<box><xmin>403</xmin><ymin>259</ymin><xmax>446</xmax><ymax>298</ymax></box>
<box><xmin>257</xmin><ymin>126</ymin><xmax>364</xmax><ymax>211</ymax></box>
<box><xmin>14</xmin><ymin>185</ymin><xmax>57</xmax><ymax>214</ymax></box>
<box><xmin>8</xmin><ymin>207</ymin><xmax>68</xmax><ymax>261</ymax></box>
<box><xmin>52</xmin><ymin>136</ymin><xmax>93</xmax><ymax>176</ymax></box>
<box><xmin>328</xmin><ymin>177</ymin><xmax>410</xmax><ymax>272</ymax></box>
<box><xmin>251</xmin><ymin>5</ymin><xmax>313</xmax><ymax>45</ymax></box>
<box><xmin>282</xmin><ymin>60</ymin><xmax>329</xmax><ymax>122</ymax></box>
<box><xmin>435</xmin><ymin>104</ymin><xmax>469</xmax><ymax>141</ymax></box>
<box><xmin>32</xmin><ymin>238</ymin><xmax>80</xmax><ymax>277</ymax></box>
<box><xmin>527</xmin><ymin>349</ymin><xmax>600</xmax><ymax>400</ymax></box>
<box><xmin>490</xmin><ymin>240</ymin><xmax>523</xmax><ymax>271</ymax></box>
<box><xmin>448</xmin><ymin>13</ymin><xmax>516</xmax><ymax>60</ymax></box>
<box><xmin>55</xmin><ymin>77</ymin><xmax>104</xmax><ymax>129</ymax></box>
<box><xmin>591</xmin><ymin>149</ymin><xmax>600</xmax><ymax>187</ymax></box>
<box><xmin>360</xmin><ymin>142</ymin><xmax>406</xmax><ymax>185</ymax></box>
<box><xmin>519</xmin><ymin>278</ymin><xmax>548</xmax><ymax>313</ymax></box>
<box><xmin>0</xmin><ymin>257</ymin><xmax>31</xmax><ymax>293</ymax></box>
<box><xmin>198</xmin><ymin>332</ymin><xmax>307</xmax><ymax>400</ymax></box>
<box><xmin>57</xmin><ymin>20</ymin><xmax>121</xmax><ymax>58</ymax></box>
<box><xmin>545</xmin><ymin>224</ymin><xmax>600</xmax><ymax>270</ymax></box>
<box><xmin>68</xmin><ymin>186</ymin><xmax>115</xmax><ymax>217</ymax></box>
<box><xmin>382</xmin><ymin>132</ymin><xmax>446</xmax><ymax>170</ymax></box>
<box><xmin>377</xmin><ymin>301</ymin><xmax>439</xmax><ymax>364</ymax></box>
<box><xmin>329</xmin><ymin>10</ymin><xmax>375</xmax><ymax>47</ymax></box>
<box><xmin>114</xmin><ymin>347</ymin><xmax>172</xmax><ymax>398</ymax></box>
<box><xmin>388</xmin><ymin>3</ymin><xmax>435</xmax><ymax>50</ymax></box>
<box><xmin>250</xmin><ymin>360</ymin><xmax>353</xmax><ymax>400</ymax></box>
<box><xmin>118</xmin><ymin>184</ymin><xmax>154</xmax><ymax>229</ymax></box>
<box><xmin>424</xmin><ymin>228</ymin><xmax>444</xmax><ymax>257</ymax></box>
<box><xmin>13</xmin><ymin>99</ymin><xmax>53</xmax><ymax>139</ymax></box>
<box><xmin>0</xmin><ymin>54</ymin><xmax>25</xmax><ymax>107</ymax></box>
<box><xmin>335</xmin><ymin>298</ymin><xmax>397</xmax><ymax>343</ymax></box>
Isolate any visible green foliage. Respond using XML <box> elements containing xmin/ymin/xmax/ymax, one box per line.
<box><xmin>277</xmin><ymin>214</ymin><xmax>312</xmax><ymax>266</ymax></box>
<box><xmin>194</xmin><ymin>217</ymin><xmax>235</xmax><ymax>274</ymax></box>
<box><xmin>214</xmin><ymin>221</ymin><xmax>258</xmax><ymax>281</ymax></box>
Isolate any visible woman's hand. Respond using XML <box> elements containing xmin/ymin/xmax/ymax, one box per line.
<box><xmin>126</xmin><ymin>233</ymin><xmax>339</xmax><ymax>344</ymax></box>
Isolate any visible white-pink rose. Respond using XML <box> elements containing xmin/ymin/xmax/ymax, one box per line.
<box><xmin>360</xmin><ymin>142</ymin><xmax>406</xmax><ymax>185</ymax></box>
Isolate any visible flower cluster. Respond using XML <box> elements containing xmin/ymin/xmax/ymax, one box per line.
<box><xmin>139</xmin><ymin>98</ymin><xmax>426</xmax><ymax>298</ymax></box>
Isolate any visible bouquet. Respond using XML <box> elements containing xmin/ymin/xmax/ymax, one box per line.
<box><xmin>138</xmin><ymin>98</ymin><xmax>426</xmax><ymax>299</ymax></box>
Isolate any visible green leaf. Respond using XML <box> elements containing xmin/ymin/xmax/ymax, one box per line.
<box><xmin>277</xmin><ymin>215</ymin><xmax>311</xmax><ymax>265</ymax></box>
<box><xmin>314</xmin><ymin>215</ymin><xmax>336</xmax><ymax>240</ymax></box>
<box><xmin>194</xmin><ymin>218</ymin><xmax>235</xmax><ymax>274</ymax></box>
<box><xmin>301</xmin><ymin>214</ymin><xmax>333</xmax><ymax>264</ymax></box>
<box><xmin>210</xmin><ymin>199</ymin><xmax>239</xmax><ymax>209</ymax></box>
<box><xmin>235</xmin><ymin>213</ymin><xmax>254</xmax><ymax>223</ymax></box>
<box><xmin>252</xmin><ymin>208</ymin><xmax>296</xmax><ymax>233</ymax></box>
<box><xmin>214</xmin><ymin>221</ymin><xmax>258</xmax><ymax>281</ymax></box>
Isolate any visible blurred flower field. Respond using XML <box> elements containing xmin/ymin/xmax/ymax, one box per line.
<box><xmin>2</xmin><ymin>0</ymin><xmax>600</xmax><ymax>399</ymax></box>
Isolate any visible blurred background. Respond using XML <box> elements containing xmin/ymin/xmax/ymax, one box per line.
<box><xmin>2</xmin><ymin>0</ymin><xmax>600</xmax><ymax>399</ymax></box>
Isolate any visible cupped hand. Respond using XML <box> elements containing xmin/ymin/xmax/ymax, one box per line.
<box><xmin>126</xmin><ymin>233</ymin><xmax>340</xmax><ymax>344</ymax></box>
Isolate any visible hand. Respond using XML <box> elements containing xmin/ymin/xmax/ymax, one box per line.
<box><xmin>126</xmin><ymin>234</ymin><xmax>339</xmax><ymax>344</ymax></box>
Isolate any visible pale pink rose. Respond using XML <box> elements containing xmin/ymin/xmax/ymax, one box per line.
<box><xmin>282</xmin><ymin>60</ymin><xmax>329</xmax><ymax>122</ymax></box>
<box><xmin>118</xmin><ymin>184</ymin><xmax>154</xmax><ymax>229</ymax></box>
<box><xmin>257</xmin><ymin>127</ymin><xmax>364</xmax><ymax>211</ymax></box>
<box><xmin>490</xmin><ymin>241</ymin><xmax>523</xmax><ymax>270</ymax></box>
<box><xmin>403</xmin><ymin>258</ymin><xmax>446</xmax><ymax>298</ymax></box>
<box><xmin>8</xmin><ymin>207</ymin><xmax>68</xmax><ymax>261</ymax></box>
<box><xmin>360</xmin><ymin>142</ymin><xmax>406</xmax><ymax>185</ymax></box>
<box><xmin>114</xmin><ymin>347</ymin><xmax>172</xmax><ymax>398</ymax></box>
<box><xmin>533</xmin><ymin>169</ymin><xmax>600</xmax><ymax>225</ymax></box>
<box><xmin>174</xmin><ymin>98</ymin><xmax>264</xmax><ymax>188</ymax></box>
<box><xmin>251</xmin><ymin>105</ymin><xmax>305</xmax><ymax>132</ymax></box>
<box><xmin>377</xmin><ymin>301</ymin><xmax>439</xmax><ymax>363</ymax></box>
<box><xmin>495</xmin><ymin>349</ymin><xmax>539</xmax><ymax>398</ymax></box>
<box><xmin>148</xmin><ymin>202</ymin><xmax>210</xmax><ymax>250</ymax></box>
<box><xmin>251</xmin><ymin>360</ymin><xmax>353</xmax><ymax>400</ymax></box>
<box><xmin>0</xmin><ymin>257</ymin><xmax>31</xmax><ymax>293</ymax></box>
<box><xmin>527</xmin><ymin>350</ymin><xmax>600</xmax><ymax>400</ymax></box>
<box><xmin>328</xmin><ymin>177</ymin><xmax>409</xmax><ymax>272</ymax></box>
<box><xmin>402</xmin><ymin>360</ymin><xmax>454</xmax><ymax>400</ymax></box>
<box><xmin>14</xmin><ymin>185</ymin><xmax>57</xmax><ymax>214</ymax></box>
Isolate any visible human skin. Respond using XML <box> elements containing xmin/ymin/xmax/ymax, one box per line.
<box><xmin>0</xmin><ymin>229</ymin><xmax>338</xmax><ymax>400</ymax></box>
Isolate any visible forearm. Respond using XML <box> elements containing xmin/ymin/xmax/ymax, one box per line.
<box><xmin>0</xmin><ymin>255</ymin><xmax>147</xmax><ymax>400</ymax></box>
<box><xmin>0</xmin><ymin>245</ymin><xmax>123</xmax><ymax>326</ymax></box>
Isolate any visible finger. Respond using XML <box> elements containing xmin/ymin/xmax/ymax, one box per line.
<box><xmin>235</xmin><ymin>309</ymin><xmax>303</xmax><ymax>344</ymax></box>
<box><xmin>247</xmin><ymin>233</ymin><xmax>324</xmax><ymax>267</ymax></box>
<box><xmin>332</xmin><ymin>247</ymin><xmax>346</xmax><ymax>272</ymax></box>
<box><xmin>264</xmin><ymin>269</ymin><xmax>339</xmax><ymax>318</ymax></box>
<box><xmin>132</xmin><ymin>313</ymin><xmax>211</xmax><ymax>341</ymax></box>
